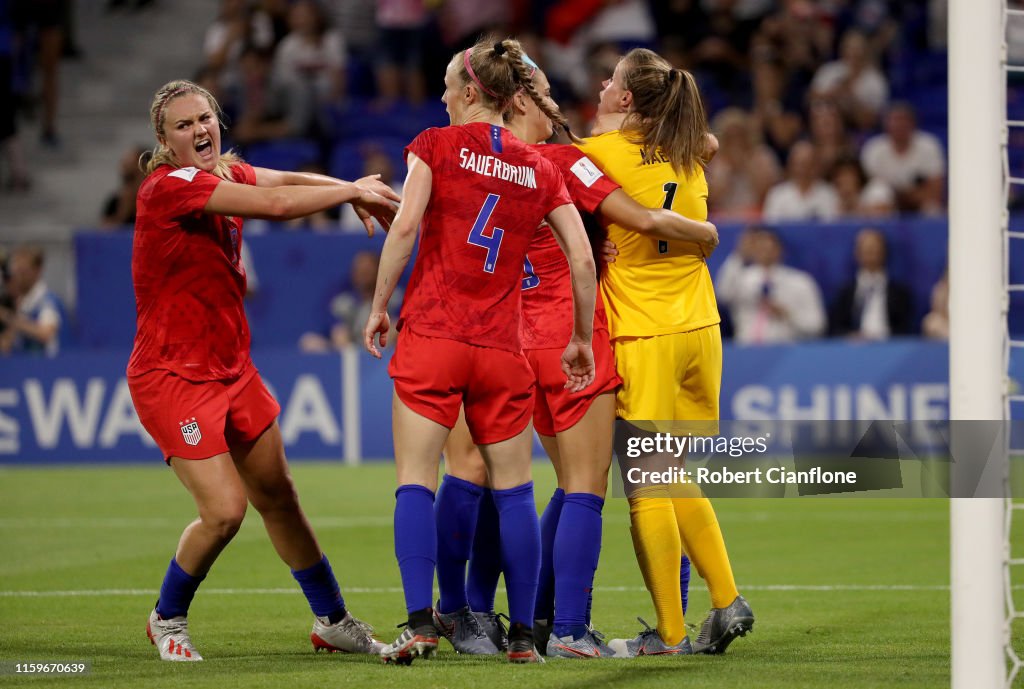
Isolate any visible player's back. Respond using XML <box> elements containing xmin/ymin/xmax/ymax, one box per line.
<box><xmin>576</xmin><ymin>130</ymin><xmax>719</xmax><ymax>339</ymax></box>
<box><xmin>400</xmin><ymin>122</ymin><xmax>571</xmax><ymax>352</ymax></box>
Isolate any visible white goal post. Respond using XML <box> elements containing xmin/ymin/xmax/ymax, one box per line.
<box><xmin>949</xmin><ymin>1</ymin><xmax>1008</xmax><ymax>688</ymax></box>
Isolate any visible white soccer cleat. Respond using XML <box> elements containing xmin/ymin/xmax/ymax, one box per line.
<box><xmin>311</xmin><ymin>611</ymin><xmax>387</xmax><ymax>654</ymax></box>
<box><xmin>147</xmin><ymin>609</ymin><xmax>204</xmax><ymax>662</ymax></box>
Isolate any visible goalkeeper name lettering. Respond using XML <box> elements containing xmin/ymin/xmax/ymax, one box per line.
<box><xmin>458</xmin><ymin>148</ymin><xmax>537</xmax><ymax>188</ymax></box>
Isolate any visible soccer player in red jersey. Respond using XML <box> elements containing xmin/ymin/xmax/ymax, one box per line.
<box><xmin>432</xmin><ymin>58</ymin><xmax>719</xmax><ymax>659</ymax></box>
<box><xmin>362</xmin><ymin>38</ymin><xmax>597</xmax><ymax>665</ymax></box>
<box><xmin>128</xmin><ymin>79</ymin><xmax>399</xmax><ymax>662</ymax></box>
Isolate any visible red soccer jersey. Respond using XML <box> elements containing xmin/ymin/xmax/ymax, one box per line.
<box><xmin>399</xmin><ymin>122</ymin><xmax>572</xmax><ymax>352</ymax></box>
<box><xmin>127</xmin><ymin>163</ymin><xmax>255</xmax><ymax>381</ymax></box>
<box><xmin>520</xmin><ymin>144</ymin><xmax>620</xmax><ymax>350</ymax></box>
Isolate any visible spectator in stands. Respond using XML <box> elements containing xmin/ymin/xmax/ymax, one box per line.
<box><xmin>0</xmin><ymin>0</ymin><xmax>29</xmax><ymax>191</ymax></box>
<box><xmin>373</xmin><ymin>0</ymin><xmax>429</xmax><ymax>105</ymax></box>
<box><xmin>830</xmin><ymin>155</ymin><xmax>895</xmax><ymax>218</ymax></box>
<box><xmin>273</xmin><ymin>0</ymin><xmax>346</xmax><ymax>107</ymax></box>
<box><xmin>298</xmin><ymin>250</ymin><xmax>400</xmax><ymax>352</ymax></box>
<box><xmin>830</xmin><ymin>228</ymin><xmax>913</xmax><ymax>339</ymax></box>
<box><xmin>754</xmin><ymin>0</ymin><xmax>834</xmax><ymax>91</ymax></box>
<box><xmin>324</xmin><ymin>0</ymin><xmax>377</xmax><ymax>99</ymax></box>
<box><xmin>749</xmin><ymin>50</ymin><xmax>805</xmax><ymax>159</ymax></box>
<box><xmin>860</xmin><ymin>102</ymin><xmax>946</xmax><ymax>215</ymax></box>
<box><xmin>807</xmin><ymin>97</ymin><xmax>856</xmax><ymax>176</ymax></box>
<box><xmin>707</xmin><ymin>107</ymin><xmax>781</xmax><ymax>219</ymax></box>
<box><xmin>0</xmin><ymin>245</ymin><xmax>62</xmax><ymax>356</ymax></box>
<box><xmin>716</xmin><ymin>226</ymin><xmax>826</xmax><ymax>345</ymax></box>
<box><xmin>11</xmin><ymin>0</ymin><xmax>66</xmax><ymax>145</ymax></box>
<box><xmin>228</xmin><ymin>46</ymin><xmax>313</xmax><ymax>145</ymax></box>
<box><xmin>922</xmin><ymin>270</ymin><xmax>949</xmax><ymax>340</ymax></box>
<box><xmin>203</xmin><ymin>0</ymin><xmax>276</xmax><ymax>81</ymax></box>
<box><xmin>810</xmin><ymin>28</ymin><xmax>889</xmax><ymax>131</ymax></box>
<box><xmin>762</xmin><ymin>140</ymin><xmax>839</xmax><ymax>222</ymax></box>
<box><xmin>683</xmin><ymin>0</ymin><xmax>760</xmax><ymax>103</ymax></box>
<box><xmin>100</xmin><ymin>145</ymin><xmax>148</xmax><ymax>228</ymax></box>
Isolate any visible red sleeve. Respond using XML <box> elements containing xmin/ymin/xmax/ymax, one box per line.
<box><xmin>542</xmin><ymin>145</ymin><xmax>620</xmax><ymax>215</ymax></box>
<box><xmin>406</xmin><ymin>128</ymin><xmax>440</xmax><ymax>168</ymax></box>
<box><xmin>231</xmin><ymin>162</ymin><xmax>257</xmax><ymax>186</ymax></box>
<box><xmin>538</xmin><ymin>156</ymin><xmax>573</xmax><ymax>216</ymax></box>
<box><xmin>151</xmin><ymin>167</ymin><xmax>223</xmax><ymax>220</ymax></box>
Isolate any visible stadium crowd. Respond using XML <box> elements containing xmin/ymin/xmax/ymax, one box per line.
<box><xmin>0</xmin><ymin>0</ymin><xmax>956</xmax><ymax>357</ymax></box>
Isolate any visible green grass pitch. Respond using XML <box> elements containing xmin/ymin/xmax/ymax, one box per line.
<box><xmin>0</xmin><ymin>461</ymin><xmax>979</xmax><ymax>688</ymax></box>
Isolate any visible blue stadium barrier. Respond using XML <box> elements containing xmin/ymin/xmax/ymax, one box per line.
<box><xmin>69</xmin><ymin>217</ymin><xmax>1024</xmax><ymax>352</ymax></box>
<box><xmin>0</xmin><ymin>340</ymin><xmax>960</xmax><ymax>464</ymax></box>
<box><xmin>71</xmin><ymin>218</ymin><xmax>953</xmax><ymax>351</ymax></box>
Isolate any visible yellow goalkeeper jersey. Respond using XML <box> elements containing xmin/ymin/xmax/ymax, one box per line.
<box><xmin>576</xmin><ymin>130</ymin><xmax>720</xmax><ymax>339</ymax></box>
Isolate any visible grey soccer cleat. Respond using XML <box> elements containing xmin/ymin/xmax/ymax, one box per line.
<box><xmin>433</xmin><ymin>605</ymin><xmax>500</xmax><ymax>655</ymax></box>
<box><xmin>380</xmin><ymin>623</ymin><xmax>439</xmax><ymax>665</ymax></box>
<box><xmin>691</xmin><ymin>595</ymin><xmax>754</xmax><ymax>655</ymax></box>
<box><xmin>532</xmin><ymin>618</ymin><xmax>552</xmax><ymax>656</ymax></box>
<box><xmin>608</xmin><ymin>618</ymin><xmax>693</xmax><ymax>658</ymax></box>
<box><xmin>473</xmin><ymin>610</ymin><xmax>509</xmax><ymax>651</ymax></box>
<box><xmin>311</xmin><ymin>611</ymin><xmax>386</xmax><ymax>654</ymax></box>
<box><xmin>546</xmin><ymin>626</ymin><xmax>615</xmax><ymax>659</ymax></box>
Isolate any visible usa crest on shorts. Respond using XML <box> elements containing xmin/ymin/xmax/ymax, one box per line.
<box><xmin>180</xmin><ymin>417</ymin><xmax>202</xmax><ymax>446</ymax></box>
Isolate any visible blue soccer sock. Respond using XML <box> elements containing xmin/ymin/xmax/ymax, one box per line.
<box><xmin>292</xmin><ymin>554</ymin><xmax>347</xmax><ymax>622</ymax></box>
<box><xmin>533</xmin><ymin>487</ymin><xmax>565</xmax><ymax>622</ymax></box>
<box><xmin>394</xmin><ymin>484</ymin><xmax>437</xmax><ymax>615</ymax></box>
<box><xmin>435</xmin><ymin>474</ymin><xmax>484</xmax><ymax>614</ymax></box>
<box><xmin>680</xmin><ymin>555</ymin><xmax>691</xmax><ymax>615</ymax></box>
<box><xmin>492</xmin><ymin>482</ymin><xmax>541</xmax><ymax>627</ymax></box>
<box><xmin>155</xmin><ymin>558</ymin><xmax>205</xmax><ymax>619</ymax></box>
<box><xmin>553</xmin><ymin>493</ymin><xmax>604</xmax><ymax>640</ymax></box>
<box><xmin>467</xmin><ymin>488</ymin><xmax>502</xmax><ymax>613</ymax></box>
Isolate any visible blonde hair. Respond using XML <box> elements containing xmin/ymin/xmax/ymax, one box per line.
<box><xmin>457</xmin><ymin>37</ymin><xmax>580</xmax><ymax>142</ymax></box>
<box><xmin>618</xmin><ymin>48</ymin><xmax>708</xmax><ymax>175</ymax></box>
<box><xmin>145</xmin><ymin>79</ymin><xmax>240</xmax><ymax>180</ymax></box>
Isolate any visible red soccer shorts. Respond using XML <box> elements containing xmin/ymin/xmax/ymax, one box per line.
<box><xmin>389</xmin><ymin>329</ymin><xmax>535</xmax><ymax>445</ymax></box>
<box><xmin>526</xmin><ymin>327</ymin><xmax>622</xmax><ymax>437</ymax></box>
<box><xmin>128</xmin><ymin>361</ymin><xmax>280</xmax><ymax>463</ymax></box>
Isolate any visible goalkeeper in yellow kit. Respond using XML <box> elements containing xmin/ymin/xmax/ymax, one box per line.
<box><xmin>576</xmin><ymin>48</ymin><xmax>754</xmax><ymax>657</ymax></box>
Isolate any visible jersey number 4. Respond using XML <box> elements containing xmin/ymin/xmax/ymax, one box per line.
<box><xmin>658</xmin><ymin>182</ymin><xmax>678</xmax><ymax>254</ymax></box>
<box><xmin>467</xmin><ymin>193</ymin><xmax>505</xmax><ymax>273</ymax></box>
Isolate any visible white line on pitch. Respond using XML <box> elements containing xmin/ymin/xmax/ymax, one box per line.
<box><xmin>0</xmin><ymin>584</ymin><xmax>983</xmax><ymax>597</ymax></box>
<box><xmin>0</xmin><ymin>516</ymin><xmax>393</xmax><ymax>529</ymax></box>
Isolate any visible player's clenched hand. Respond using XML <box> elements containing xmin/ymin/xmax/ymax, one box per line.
<box><xmin>701</xmin><ymin>221</ymin><xmax>719</xmax><ymax>258</ymax></box>
<box><xmin>601</xmin><ymin>239</ymin><xmax>618</xmax><ymax>263</ymax></box>
<box><xmin>353</xmin><ymin>174</ymin><xmax>400</xmax><ymax>236</ymax></box>
<box><xmin>363</xmin><ymin>311</ymin><xmax>391</xmax><ymax>359</ymax></box>
<box><xmin>561</xmin><ymin>341</ymin><xmax>595</xmax><ymax>393</ymax></box>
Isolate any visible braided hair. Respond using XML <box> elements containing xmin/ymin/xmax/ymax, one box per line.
<box><xmin>498</xmin><ymin>40</ymin><xmax>580</xmax><ymax>143</ymax></box>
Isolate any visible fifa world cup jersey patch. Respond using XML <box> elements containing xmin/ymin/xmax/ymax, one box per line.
<box><xmin>168</xmin><ymin>166</ymin><xmax>201</xmax><ymax>182</ymax></box>
<box><xmin>179</xmin><ymin>417</ymin><xmax>202</xmax><ymax>446</ymax></box>
<box><xmin>570</xmin><ymin>156</ymin><xmax>603</xmax><ymax>188</ymax></box>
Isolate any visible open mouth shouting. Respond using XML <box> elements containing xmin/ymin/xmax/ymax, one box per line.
<box><xmin>195</xmin><ymin>137</ymin><xmax>215</xmax><ymax>163</ymax></box>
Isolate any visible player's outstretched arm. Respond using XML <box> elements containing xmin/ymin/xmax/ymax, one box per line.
<box><xmin>253</xmin><ymin>168</ymin><xmax>401</xmax><ymax>234</ymax></box>
<box><xmin>205</xmin><ymin>177</ymin><xmax>396</xmax><ymax>224</ymax></box>
<box><xmin>546</xmin><ymin>202</ymin><xmax>597</xmax><ymax>392</ymax></box>
<box><xmin>596</xmin><ymin>188</ymin><xmax>718</xmax><ymax>250</ymax></box>
<box><xmin>364</xmin><ymin>153</ymin><xmax>432</xmax><ymax>359</ymax></box>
